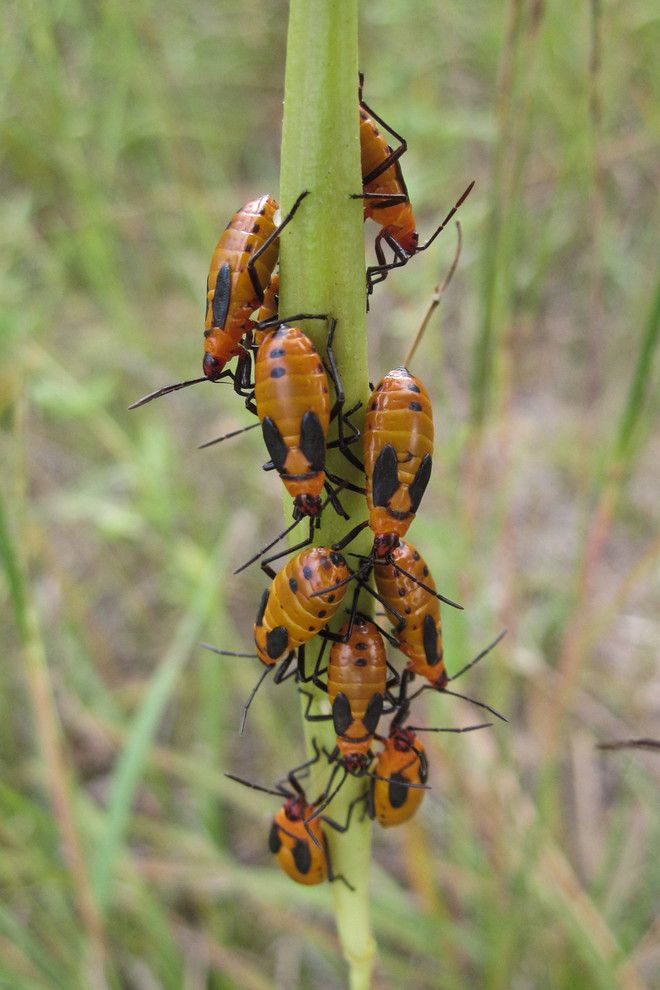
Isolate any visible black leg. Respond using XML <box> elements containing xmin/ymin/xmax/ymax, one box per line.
<box><xmin>247</xmin><ymin>190</ymin><xmax>309</xmax><ymax>300</ymax></box>
<box><xmin>331</xmin><ymin>520</ymin><xmax>369</xmax><ymax>553</ymax></box>
<box><xmin>300</xmin><ymin>688</ymin><xmax>332</xmax><ymax>722</ymax></box>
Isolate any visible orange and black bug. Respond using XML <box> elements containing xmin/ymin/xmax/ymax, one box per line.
<box><xmin>201</xmin><ymin>546</ymin><xmax>357</xmax><ymax>730</ymax></box>
<box><xmin>232</xmin><ymin>315</ymin><xmax>364</xmax><ymax>574</ymax></box>
<box><xmin>332</xmin><ymin>365</ymin><xmax>435</xmax><ymax>561</ymax></box>
<box><xmin>368</xmin><ymin>540</ymin><xmax>507</xmax><ymax>720</ymax></box>
<box><xmin>225</xmin><ymin>744</ymin><xmax>361</xmax><ymax>889</ymax></box>
<box><xmin>129</xmin><ymin>191</ymin><xmax>307</xmax><ymax>409</ymax></box>
<box><xmin>298</xmin><ymin>616</ymin><xmax>429</xmax><ymax>839</ymax></box>
<box><xmin>301</xmin><ymin>615</ymin><xmax>393</xmax><ymax>777</ymax></box>
<box><xmin>352</xmin><ymin>76</ymin><xmax>474</xmax><ymax>294</ymax></box>
<box><xmin>373</xmin><ymin>538</ymin><xmax>450</xmax><ymax>686</ymax></box>
<box><xmin>368</xmin><ymin>689</ymin><xmax>490</xmax><ymax>828</ymax></box>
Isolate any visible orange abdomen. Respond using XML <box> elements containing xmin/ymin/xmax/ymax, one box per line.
<box><xmin>371</xmin><ymin>729</ymin><xmax>427</xmax><ymax>828</ymax></box>
<box><xmin>327</xmin><ymin>617</ymin><xmax>387</xmax><ymax>760</ymax></box>
<box><xmin>373</xmin><ymin>539</ymin><xmax>446</xmax><ymax>687</ymax></box>
<box><xmin>204</xmin><ymin>195</ymin><xmax>280</xmax><ymax>372</ymax></box>
<box><xmin>255</xmin><ymin>325</ymin><xmax>331</xmax><ymax>506</ymax></box>
<box><xmin>364</xmin><ymin>367</ymin><xmax>434</xmax><ymax>545</ymax></box>
<box><xmin>359</xmin><ymin>106</ymin><xmax>417</xmax><ymax>252</ymax></box>
<box><xmin>253</xmin><ymin>547</ymin><xmax>349</xmax><ymax>666</ymax></box>
<box><xmin>270</xmin><ymin>803</ymin><xmax>327</xmax><ymax>885</ymax></box>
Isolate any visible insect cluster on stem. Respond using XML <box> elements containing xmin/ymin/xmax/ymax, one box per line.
<box><xmin>131</xmin><ymin>77</ymin><xmax>505</xmax><ymax>889</ymax></box>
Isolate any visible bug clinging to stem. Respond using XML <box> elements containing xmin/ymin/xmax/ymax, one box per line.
<box><xmin>225</xmin><ymin>743</ymin><xmax>362</xmax><ymax>889</ymax></box>
<box><xmin>354</xmin><ymin>73</ymin><xmax>474</xmax><ymax>293</ymax></box>
<box><xmin>128</xmin><ymin>191</ymin><xmax>308</xmax><ymax>409</ymax></box>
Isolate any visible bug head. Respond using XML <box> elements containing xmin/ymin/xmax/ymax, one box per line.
<box><xmin>373</xmin><ymin>532</ymin><xmax>400</xmax><ymax>559</ymax></box>
<box><xmin>283</xmin><ymin>795</ymin><xmax>308</xmax><ymax>821</ymax></box>
<box><xmin>393</xmin><ymin>219</ymin><xmax>418</xmax><ymax>256</ymax></box>
<box><xmin>203</xmin><ymin>351</ymin><xmax>226</xmax><ymax>380</ymax></box>
<box><xmin>294</xmin><ymin>493</ymin><xmax>323</xmax><ymax>518</ymax></box>
<box><xmin>391</xmin><ymin>726</ymin><xmax>417</xmax><ymax>752</ymax></box>
<box><xmin>342</xmin><ymin>752</ymin><xmax>371</xmax><ymax>777</ymax></box>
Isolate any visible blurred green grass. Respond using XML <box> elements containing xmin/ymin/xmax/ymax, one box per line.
<box><xmin>1</xmin><ymin>0</ymin><xmax>659</xmax><ymax>987</ymax></box>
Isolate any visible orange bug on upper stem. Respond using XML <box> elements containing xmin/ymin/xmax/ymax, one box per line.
<box><xmin>353</xmin><ymin>74</ymin><xmax>474</xmax><ymax>294</ymax></box>
<box><xmin>129</xmin><ymin>191</ymin><xmax>308</xmax><ymax>408</ymax></box>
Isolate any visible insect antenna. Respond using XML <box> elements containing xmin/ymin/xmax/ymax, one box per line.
<box><xmin>448</xmin><ymin>629</ymin><xmax>507</xmax><ymax>682</ymax></box>
<box><xmin>415</xmin><ymin>181</ymin><xmax>475</xmax><ymax>254</ymax></box>
<box><xmin>128</xmin><ymin>376</ymin><xmax>215</xmax><ymax>410</ymax></box>
<box><xmin>386</xmin><ymin>559</ymin><xmax>464</xmax><ymax>610</ymax></box>
<box><xmin>433</xmin><ymin>685</ymin><xmax>508</xmax><ymax>723</ymax></box>
<box><xmin>224</xmin><ymin>772</ymin><xmax>289</xmax><ymax>800</ymax></box>
<box><xmin>199</xmin><ymin>643</ymin><xmax>258</xmax><ymax>659</ymax></box>
<box><xmin>309</xmin><ymin>559</ymin><xmax>372</xmax><ymax>598</ymax></box>
<box><xmin>239</xmin><ymin>665</ymin><xmax>274</xmax><ymax>734</ymax></box>
<box><xmin>303</xmin><ymin>767</ymin><xmax>348</xmax><ymax>849</ymax></box>
<box><xmin>408</xmin><ymin>721</ymin><xmax>492</xmax><ymax>734</ymax></box>
<box><xmin>198</xmin><ymin>421</ymin><xmax>260</xmax><ymax>449</ymax></box>
<box><xmin>233</xmin><ymin>516</ymin><xmax>309</xmax><ymax>575</ymax></box>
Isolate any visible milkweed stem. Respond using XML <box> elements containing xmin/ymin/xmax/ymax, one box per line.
<box><xmin>279</xmin><ymin>2</ymin><xmax>375</xmax><ymax>986</ymax></box>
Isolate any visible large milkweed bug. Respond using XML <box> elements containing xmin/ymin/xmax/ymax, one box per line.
<box><xmin>225</xmin><ymin>744</ymin><xmax>361</xmax><ymax>888</ymax></box>
<box><xmin>232</xmin><ymin>315</ymin><xmax>364</xmax><ymax>574</ymax></box>
<box><xmin>300</xmin><ymin>615</ymin><xmax>394</xmax><ymax>776</ymax></box>
<box><xmin>353</xmin><ymin>75</ymin><xmax>474</xmax><ymax>294</ymax></box>
<box><xmin>328</xmin><ymin>365</ymin><xmax>436</xmax><ymax>563</ymax></box>
<box><xmin>310</xmin><ymin>265</ymin><xmax>465</xmax><ymax>605</ymax></box>
<box><xmin>201</xmin><ymin>546</ymin><xmax>359</xmax><ymax>731</ymax></box>
<box><xmin>129</xmin><ymin>191</ymin><xmax>308</xmax><ymax>409</ymax></box>
<box><xmin>367</xmin><ymin>538</ymin><xmax>507</xmax><ymax>720</ymax></box>
<box><xmin>368</xmin><ymin>685</ymin><xmax>491</xmax><ymax>828</ymax></box>
<box><xmin>297</xmin><ymin>616</ymin><xmax>430</xmax><ymax>841</ymax></box>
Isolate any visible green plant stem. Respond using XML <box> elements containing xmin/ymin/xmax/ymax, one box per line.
<box><xmin>279</xmin><ymin>2</ymin><xmax>375</xmax><ymax>987</ymax></box>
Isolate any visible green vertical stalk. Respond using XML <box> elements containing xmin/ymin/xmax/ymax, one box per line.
<box><xmin>279</xmin><ymin>2</ymin><xmax>375</xmax><ymax>987</ymax></box>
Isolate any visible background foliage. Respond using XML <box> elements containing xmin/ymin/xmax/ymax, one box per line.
<box><xmin>1</xmin><ymin>0</ymin><xmax>658</xmax><ymax>987</ymax></box>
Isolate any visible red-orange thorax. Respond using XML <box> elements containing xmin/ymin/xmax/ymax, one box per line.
<box><xmin>364</xmin><ymin>367</ymin><xmax>434</xmax><ymax>553</ymax></box>
<box><xmin>373</xmin><ymin>539</ymin><xmax>446</xmax><ymax>687</ymax></box>
<box><xmin>255</xmin><ymin>325</ymin><xmax>331</xmax><ymax>513</ymax></box>
<box><xmin>327</xmin><ymin>617</ymin><xmax>387</xmax><ymax>767</ymax></box>
<box><xmin>371</xmin><ymin>727</ymin><xmax>427</xmax><ymax>827</ymax></box>
<box><xmin>253</xmin><ymin>547</ymin><xmax>350</xmax><ymax>666</ymax></box>
<box><xmin>203</xmin><ymin>195</ymin><xmax>280</xmax><ymax>377</ymax></box>
<box><xmin>269</xmin><ymin>798</ymin><xmax>327</xmax><ymax>885</ymax></box>
<box><xmin>359</xmin><ymin>105</ymin><xmax>417</xmax><ymax>253</ymax></box>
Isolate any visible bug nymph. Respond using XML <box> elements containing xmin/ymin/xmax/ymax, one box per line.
<box><xmin>300</xmin><ymin>615</ymin><xmax>391</xmax><ymax>774</ymax></box>
<box><xmin>373</xmin><ymin>537</ymin><xmax>449</xmax><ymax>686</ymax></box>
<box><xmin>331</xmin><ymin>366</ymin><xmax>435</xmax><ymax>567</ymax></box>
<box><xmin>370</xmin><ymin>725</ymin><xmax>428</xmax><ymax>828</ymax></box>
<box><xmin>369</xmin><ymin>703</ymin><xmax>492</xmax><ymax>828</ymax></box>
<box><xmin>129</xmin><ymin>191</ymin><xmax>308</xmax><ymax>408</ymax></box>
<box><xmin>253</xmin><ymin>546</ymin><xmax>352</xmax><ymax>669</ymax></box>
<box><xmin>232</xmin><ymin>314</ymin><xmax>364</xmax><ymax>575</ymax></box>
<box><xmin>298</xmin><ymin>614</ymin><xmax>428</xmax><ymax>839</ymax></box>
<box><xmin>224</xmin><ymin>746</ymin><xmax>360</xmax><ymax>889</ymax></box>
<box><xmin>255</xmin><ymin>322</ymin><xmax>331</xmax><ymax>521</ymax></box>
<box><xmin>351</xmin><ymin>75</ymin><xmax>474</xmax><ymax>294</ymax></box>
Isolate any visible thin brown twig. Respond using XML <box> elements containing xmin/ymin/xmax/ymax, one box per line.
<box><xmin>402</xmin><ymin>221</ymin><xmax>462</xmax><ymax>368</ymax></box>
